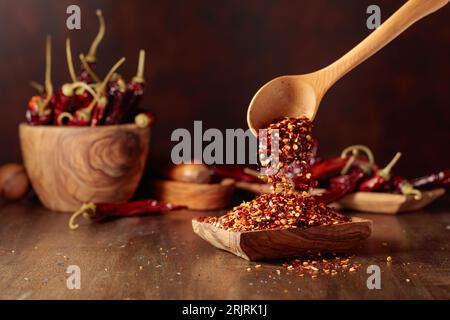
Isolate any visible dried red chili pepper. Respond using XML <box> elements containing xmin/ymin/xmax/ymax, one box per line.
<box><xmin>120</xmin><ymin>50</ymin><xmax>146</xmax><ymax>123</ymax></box>
<box><xmin>55</xmin><ymin>82</ymin><xmax>98</xmax><ymax>126</ymax></box>
<box><xmin>69</xmin><ymin>199</ymin><xmax>187</xmax><ymax>230</ymax></box>
<box><xmin>314</xmin><ymin>168</ymin><xmax>366</xmax><ymax>204</ymax></box>
<box><xmin>410</xmin><ymin>169</ymin><xmax>450</xmax><ymax>190</ymax></box>
<box><xmin>310</xmin><ymin>157</ymin><xmax>348</xmax><ymax>180</ymax></box>
<box><xmin>358</xmin><ymin>152</ymin><xmax>402</xmax><ymax>192</ymax></box>
<box><xmin>26</xmin><ymin>96</ymin><xmax>52</xmax><ymax>125</ymax></box>
<box><xmin>392</xmin><ymin>176</ymin><xmax>422</xmax><ymax>199</ymax></box>
<box><xmin>103</xmin><ymin>74</ymin><xmax>127</xmax><ymax>125</ymax></box>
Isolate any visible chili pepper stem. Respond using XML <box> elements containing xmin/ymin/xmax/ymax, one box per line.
<box><xmin>400</xmin><ymin>184</ymin><xmax>422</xmax><ymax>200</ymax></box>
<box><xmin>85</xmin><ymin>9</ymin><xmax>105</xmax><ymax>63</ymax></box>
<box><xmin>340</xmin><ymin>154</ymin><xmax>356</xmax><ymax>175</ymax></box>
<box><xmin>79</xmin><ymin>53</ymin><xmax>101</xmax><ymax>83</ymax></box>
<box><xmin>62</xmin><ymin>81</ymin><xmax>99</xmax><ymax>98</ymax></box>
<box><xmin>69</xmin><ymin>203</ymin><xmax>97</xmax><ymax>230</ymax></box>
<box><xmin>29</xmin><ymin>81</ymin><xmax>44</xmax><ymax>93</ymax></box>
<box><xmin>65</xmin><ymin>38</ymin><xmax>77</xmax><ymax>82</ymax></box>
<box><xmin>379</xmin><ymin>152</ymin><xmax>402</xmax><ymax>180</ymax></box>
<box><xmin>40</xmin><ymin>35</ymin><xmax>53</xmax><ymax>115</ymax></box>
<box><xmin>57</xmin><ymin>112</ymin><xmax>73</xmax><ymax>126</ymax></box>
<box><xmin>340</xmin><ymin>145</ymin><xmax>375</xmax><ymax>165</ymax></box>
<box><xmin>340</xmin><ymin>144</ymin><xmax>375</xmax><ymax>175</ymax></box>
<box><xmin>132</xmin><ymin>49</ymin><xmax>146</xmax><ymax>83</ymax></box>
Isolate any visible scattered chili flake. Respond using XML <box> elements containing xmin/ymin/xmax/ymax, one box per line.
<box><xmin>283</xmin><ymin>252</ymin><xmax>362</xmax><ymax>278</ymax></box>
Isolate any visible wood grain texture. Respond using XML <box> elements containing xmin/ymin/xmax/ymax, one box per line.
<box><xmin>192</xmin><ymin>217</ymin><xmax>372</xmax><ymax>261</ymax></box>
<box><xmin>19</xmin><ymin>123</ymin><xmax>150</xmax><ymax>212</ymax></box>
<box><xmin>151</xmin><ymin>178</ymin><xmax>235</xmax><ymax>210</ymax></box>
<box><xmin>0</xmin><ymin>201</ymin><xmax>449</xmax><ymax>299</ymax></box>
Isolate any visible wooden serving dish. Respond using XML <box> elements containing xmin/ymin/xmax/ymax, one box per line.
<box><xmin>337</xmin><ymin>188</ymin><xmax>445</xmax><ymax>214</ymax></box>
<box><xmin>19</xmin><ymin>123</ymin><xmax>150</xmax><ymax>212</ymax></box>
<box><xmin>235</xmin><ymin>182</ymin><xmax>445</xmax><ymax>215</ymax></box>
<box><xmin>192</xmin><ymin>217</ymin><xmax>372</xmax><ymax>261</ymax></box>
<box><xmin>151</xmin><ymin>178</ymin><xmax>235</xmax><ymax>210</ymax></box>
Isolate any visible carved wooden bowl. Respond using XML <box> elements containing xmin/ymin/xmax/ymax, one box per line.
<box><xmin>19</xmin><ymin>123</ymin><xmax>150</xmax><ymax>212</ymax></box>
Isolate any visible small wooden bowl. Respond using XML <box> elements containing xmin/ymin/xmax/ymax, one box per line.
<box><xmin>19</xmin><ymin>123</ymin><xmax>150</xmax><ymax>212</ymax></box>
<box><xmin>151</xmin><ymin>179</ymin><xmax>235</xmax><ymax>210</ymax></box>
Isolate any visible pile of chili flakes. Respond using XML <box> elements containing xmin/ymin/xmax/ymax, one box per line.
<box><xmin>201</xmin><ymin>190</ymin><xmax>350</xmax><ymax>232</ymax></box>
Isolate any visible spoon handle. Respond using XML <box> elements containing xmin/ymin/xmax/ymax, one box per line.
<box><xmin>320</xmin><ymin>0</ymin><xmax>448</xmax><ymax>92</ymax></box>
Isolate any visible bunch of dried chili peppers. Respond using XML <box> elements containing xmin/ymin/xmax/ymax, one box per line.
<box><xmin>26</xmin><ymin>10</ymin><xmax>155</xmax><ymax>128</ymax></box>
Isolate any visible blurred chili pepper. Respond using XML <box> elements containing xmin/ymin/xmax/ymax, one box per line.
<box><xmin>392</xmin><ymin>176</ymin><xmax>422</xmax><ymax>199</ymax></box>
<box><xmin>359</xmin><ymin>152</ymin><xmax>402</xmax><ymax>192</ymax></box>
<box><xmin>91</xmin><ymin>96</ymin><xmax>109</xmax><ymax>126</ymax></box>
<box><xmin>69</xmin><ymin>199</ymin><xmax>187</xmax><ymax>230</ymax></box>
<box><xmin>53</xmin><ymin>88</ymin><xmax>72</xmax><ymax>125</ymax></box>
<box><xmin>26</xmin><ymin>96</ymin><xmax>53</xmax><ymax>125</ymax></box>
<box><xmin>103</xmin><ymin>74</ymin><xmax>127</xmax><ymax>125</ymax></box>
<box><xmin>411</xmin><ymin>170</ymin><xmax>450</xmax><ymax>190</ymax></box>
<box><xmin>311</xmin><ymin>157</ymin><xmax>348</xmax><ymax>180</ymax></box>
<box><xmin>121</xmin><ymin>50</ymin><xmax>146</xmax><ymax>123</ymax></box>
<box><xmin>315</xmin><ymin>168</ymin><xmax>366</xmax><ymax>205</ymax></box>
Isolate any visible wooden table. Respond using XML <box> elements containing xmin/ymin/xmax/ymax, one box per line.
<box><xmin>0</xmin><ymin>198</ymin><xmax>449</xmax><ymax>300</ymax></box>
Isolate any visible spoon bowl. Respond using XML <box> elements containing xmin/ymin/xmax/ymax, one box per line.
<box><xmin>247</xmin><ymin>75</ymin><xmax>318</xmax><ymax>135</ymax></box>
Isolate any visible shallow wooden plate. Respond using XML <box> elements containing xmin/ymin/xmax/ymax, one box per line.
<box><xmin>337</xmin><ymin>188</ymin><xmax>445</xmax><ymax>214</ymax></box>
<box><xmin>192</xmin><ymin>217</ymin><xmax>372</xmax><ymax>261</ymax></box>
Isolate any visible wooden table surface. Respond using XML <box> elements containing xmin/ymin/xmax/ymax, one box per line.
<box><xmin>0</xmin><ymin>197</ymin><xmax>449</xmax><ymax>300</ymax></box>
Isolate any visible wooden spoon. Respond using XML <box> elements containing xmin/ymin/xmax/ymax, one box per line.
<box><xmin>192</xmin><ymin>216</ymin><xmax>371</xmax><ymax>261</ymax></box>
<box><xmin>247</xmin><ymin>0</ymin><xmax>448</xmax><ymax>134</ymax></box>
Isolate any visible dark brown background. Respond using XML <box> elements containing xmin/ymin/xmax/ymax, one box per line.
<box><xmin>0</xmin><ymin>0</ymin><xmax>448</xmax><ymax>177</ymax></box>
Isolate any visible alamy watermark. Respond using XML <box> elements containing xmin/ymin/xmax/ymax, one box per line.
<box><xmin>171</xmin><ymin>121</ymin><xmax>280</xmax><ymax>175</ymax></box>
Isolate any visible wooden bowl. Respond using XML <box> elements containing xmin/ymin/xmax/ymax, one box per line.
<box><xmin>19</xmin><ymin>123</ymin><xmax>150</xmax><ymax>212</ymax></box>
<box><xmin>151</xmin><ymin>179</ymin><xmax>235</xmax><ymax>210</ymax></box>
